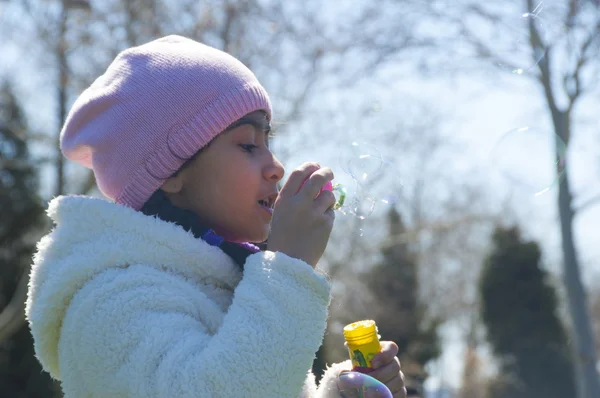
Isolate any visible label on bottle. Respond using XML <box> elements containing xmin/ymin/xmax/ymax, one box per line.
<box><xmin>347</xmin><ymin>339</ymin><xmax>381</xmax><ymax>373</ymax></box>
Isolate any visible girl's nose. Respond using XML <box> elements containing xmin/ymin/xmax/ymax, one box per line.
<box><xmin>264</xmin><ymin>155</ymin><xmax>285</xmax><ymax>183</ymax></box>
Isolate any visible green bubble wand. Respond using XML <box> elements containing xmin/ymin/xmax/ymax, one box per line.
<box><xmin>332</xmin><ymin>184</ymin><xmax>346</xmax><ymax>210</ymax></box>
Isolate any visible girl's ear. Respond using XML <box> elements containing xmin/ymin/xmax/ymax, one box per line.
<box><xmin>160</xmin><ymin>174</ymin><xmax>184</xmax><ymax>194</ymax></box>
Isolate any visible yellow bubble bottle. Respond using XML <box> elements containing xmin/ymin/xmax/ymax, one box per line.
<box><xmin>343</xmin><ymin>320</ymin><xmax>382</xmax><ymax>374</ymax></box>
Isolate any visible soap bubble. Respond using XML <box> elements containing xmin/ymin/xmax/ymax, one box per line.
<box><xmin>344</xmin><ymin>141</ymin><xmax>385</xmax><ymax>184</ymax></box>
<box><xmin>489</xmin><ymin>126</ymin><xmax>567</xmax><ymax>196</ymax></box>
<box><xmin>494</xmin><ymin>6</ymin><xmax>547</xmax><ymax>75</ymax></box>
<box><xmin>333</xmin><ymin>184</ymin><xmax>377</xmax><ymax>221</ymax></box>
<box><xmin>335</xmin><ymin>141</ymin><xmax>403</xmax><ymax>220</ymax></box>
<box><xmin>370</xmin><ymin>101</ymin><xmax>383</xmax><ymax>114</ymax></box>
<box><xmin>336</xmin><ymin>371</ymin><xmax>393</xmax><ymax>398</ymax></box>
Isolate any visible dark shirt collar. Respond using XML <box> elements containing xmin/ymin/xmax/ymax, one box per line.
<box><xmin>140</xmin><ymin>190</ymin><xmax>260</xmax><ymax>269</ymax></box>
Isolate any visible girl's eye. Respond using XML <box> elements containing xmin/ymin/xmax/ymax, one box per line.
<box><xmin>240</xmin><ymin>144</ymin><xmax>258</xmax><ymax>153</ymax></box>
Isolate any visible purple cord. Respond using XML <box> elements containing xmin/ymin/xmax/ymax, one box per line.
<box><xmin>201</xmin><ymin>229</ymin><xmax>224</xmax><ymax>246</ymax></box>
<box><xmin>235</xmin><ymin>241</ymin><xmax>261</xmax><ymax>253</ymax></box>
<box><xmin>202</xmin><ymin>229</ymin><xmax>261</xmax><ymax>253</ymax></box>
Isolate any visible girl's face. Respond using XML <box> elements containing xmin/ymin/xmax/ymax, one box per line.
<box><xmin>161</xmin><ymin>112</ymin><xmax>285</xmax><ymax>243</ymax></box>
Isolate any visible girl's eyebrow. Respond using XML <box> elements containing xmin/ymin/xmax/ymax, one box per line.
<box><xmin>225</xmin><ymin>114</ymin><xmax>271</xmax><ymax>133</ymax></box>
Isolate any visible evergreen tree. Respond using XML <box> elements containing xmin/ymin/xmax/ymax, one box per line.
<box><xmin>480</xmin><ymin>226</ymin><xmax>576</xmax><ymax>398</ymax></box>
<box><xmin>364</xmin><ymin>207</ymin><xmax>441</xmax><ymax>393</ymax></box>
<box><xmin>0</xmin><ymin>81</ymin><xmax>60</xmax><ymax>397</ymax></box>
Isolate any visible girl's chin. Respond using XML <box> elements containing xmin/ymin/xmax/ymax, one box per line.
<box><xmin>221</xmin><ymin>227</ymin><xmax>269</xmax><ymax>244</ymax></box>
<box><xmin>246</xmin><ymin>232</ymin><xmax>269</xmax><ymax>244</ymax></box>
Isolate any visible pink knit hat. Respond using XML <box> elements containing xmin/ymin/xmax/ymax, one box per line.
<box><xmin>60</xmin><ymin>35</ymin><xmax>272</xmax><ymax>210</ymax></box>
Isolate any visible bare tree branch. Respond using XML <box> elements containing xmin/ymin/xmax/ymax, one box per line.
<box><xmin>566</xmin><ymin>20</ymin><xmax>600</xmax><ymax>110</ymax></box>
<box><xmin>221</xmin><ymin>2</ymin><xmax>237</xmax><ymax>54</ymax></box>
<box><xmin>575</xmin><ymin>193</ymin><xmax>600</xmax><ymax>215</ymax></box>
<box><xmin>525</xmin><ymin>0</ymin><xmax>560</xmax><ymax>114</ymax></box>
<box><xmin>0</xmin><ymin>268</ymin><xmax>29</xmax><ymax>342</ymax></box>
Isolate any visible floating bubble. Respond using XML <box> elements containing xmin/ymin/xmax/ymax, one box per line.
<box><xmin>335</xmin><ymin>371</ymin><xmax>393</xmax><ymax>398</ymax></box>
<box><xmin>489</xmin><ymin>126</ymin><xmax>567</xmax><ymax>196</ymax></box>
<box><xmin>344</xmin><ymin>142</ymin><xmax>385</xmax><ymax>184</ymax></box>
<box><xmin>494</xmin><ymin>6</ymin><xmax>548</xmax><ymax>75</ymax></box>
<box><xmin>334</xmin><ymin>141</ymin><xmax>403</xmax><ymax>222</ymax></box>
<box><xmin>342</xmin><ymin>188</ymin><xmax>377</xmax><ymax>220</ymax></box>
<box><xmin>370</xmin><ymin>101</ymin><xmax>383</xmax><ymax>113</ymax></box>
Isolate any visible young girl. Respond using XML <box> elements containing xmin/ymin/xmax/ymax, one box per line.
<box><xmin>26</xmin><ymin>35</ymin><xmax>405</xmax><ymax>397</ymax></box>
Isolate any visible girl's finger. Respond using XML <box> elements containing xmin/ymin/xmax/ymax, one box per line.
<box><xmin>314</xmin><ymin>189</ymin><xmax>336</xmax><ymax>214</ymax></box>
<box><xmin>278</xmin><ymin>162</ymin><xmax>320</xmax><ymax>198</ymax></box>
<box><xmin>300</xmin><ymin>167</ymin><xmax>334</xmax><ymax>199</ymax></box>
<box><xmin>372</xmin><ymin>341</ymin><xmax>399</xmax><ymax>368</ymax></box>
<box><xmin>370</xmin><ymin>357</ymin><xmax>401</xmax><ymax>384</ymax></box>
<box><xmin>387</xmin><ymin>372</ymin><xmax>406</xmax><ymax>397</ymax></box>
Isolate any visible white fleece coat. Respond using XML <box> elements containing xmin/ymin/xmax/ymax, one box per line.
<box><xmin>26</xmin><ymin>196</ymin><xmax>351</xmax><ymax>397</ymax></box>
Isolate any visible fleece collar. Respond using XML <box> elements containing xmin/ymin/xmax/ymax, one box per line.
<box><xmin>42</xmin><ymin>195</ymin><xmax>244</xmax><ymax>289</ymax></box>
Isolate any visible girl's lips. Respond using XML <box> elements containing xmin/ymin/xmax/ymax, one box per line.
<box><xmin>259</xmin><ymin>203</ymin><xmax>274</xmax><ymax>215</ymax></box>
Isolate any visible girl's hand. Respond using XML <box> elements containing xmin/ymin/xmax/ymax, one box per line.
<box><xmin>267</xmin><ymin>162</ymin><xmax>336</xmax><ymax>267</ymax></box>
<box><xmin>338</xmin><ymin>341</ymin><xmax>407</xmax><ymax>397</ymax></box>
<box><xmin>368</xmin><ymin>341</ymin><xmax>407</xmax><ymax>397</ymax></box>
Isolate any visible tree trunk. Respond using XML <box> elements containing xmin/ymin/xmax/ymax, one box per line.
<box><xmin>55</xmin><ymin>7</ymin><xmax>67</xmax><ymax>197</ymax></box>
<box><xmin>555</xmin><ymin>110</ymin><xmax>600</xmax><ymax>398</ymax></box>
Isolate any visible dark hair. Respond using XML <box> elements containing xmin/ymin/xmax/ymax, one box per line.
<box><xmin>170</xmin><ymin>110</ymin><xmax>271</xmax><ymax>178</ymax></box>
